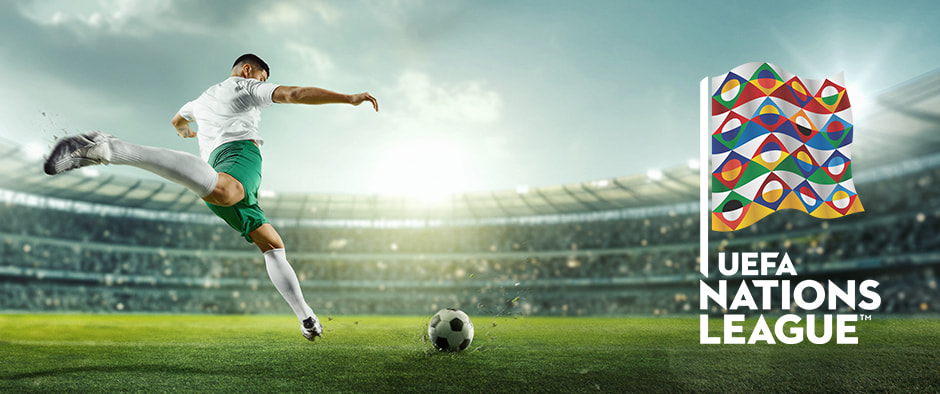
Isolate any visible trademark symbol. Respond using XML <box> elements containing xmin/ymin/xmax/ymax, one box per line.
<box><xmin>858</xmin><ymin>314</ymin><xmax>872</xmax><ymax>321</ymax></box>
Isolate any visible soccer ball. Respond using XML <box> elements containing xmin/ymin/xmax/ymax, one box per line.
<box><xmin>428</xmin><ymin>308</ymin><xmax>474</xmax><ymax>352</ymax></box>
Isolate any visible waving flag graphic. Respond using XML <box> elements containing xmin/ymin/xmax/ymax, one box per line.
<box><xmin>709</xmin><ymin>62</ymin><xmax>863</xmax><ymax>231</ymax></box>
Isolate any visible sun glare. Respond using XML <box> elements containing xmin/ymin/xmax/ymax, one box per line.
<box><xmin>371</xmin><ymin>141</ymin><xmax>467</xmax><ymax>201</ymax></box>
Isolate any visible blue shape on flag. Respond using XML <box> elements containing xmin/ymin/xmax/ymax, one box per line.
<box><xmin>794</xmin><ymin>180</ymin><xmax>825</xmax><ymax>213</ymax></box>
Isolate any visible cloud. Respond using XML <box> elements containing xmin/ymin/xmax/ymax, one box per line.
<box><xmin>285</xmin><ymin>42</ymin><xmax>336</xmax><ymax>80</ymax></box>
<box><xmin>14</xmin><ymin>0</ymin><xmax>261</xmax><ymax>38</ymax></box>
<box><xmin>389</xmin><ymin>71</ymin><xmax>502</xmax><ymax>132</ymax></box>
<box><xmin>17</xmin><ymin>0</ymin><xmax>180</xmax><ymax>37</ymax></box>
<box><xmin>258</xmin><ymin>0</ymin><xmax>341</xmax><ymax>27</ymax></box>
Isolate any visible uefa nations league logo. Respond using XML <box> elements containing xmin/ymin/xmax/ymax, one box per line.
<box><xmin>700</xmin><ymin>63</ymin><xmax>879</xmax><ymax>345</ymax></box>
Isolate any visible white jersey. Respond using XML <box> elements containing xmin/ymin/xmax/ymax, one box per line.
<box><xmin>178</xmin><ymin>76</ymin><xmax>281</xmax><ymax>161</ymax></box>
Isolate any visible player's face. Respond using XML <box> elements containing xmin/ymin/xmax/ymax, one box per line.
<box><xmin>252</xmin><ymin>70</ymin><xmax>268</xmax><ymax>82</ymax></box>
<box><xmin>240</xmin><ymin>64</ymin><xmax>268</xmax><ymax>82</ymax></box>
<box><xmin>249</xmin><ymin>68</ymin><xmax>269</xmax><ymax>82</ymax></box>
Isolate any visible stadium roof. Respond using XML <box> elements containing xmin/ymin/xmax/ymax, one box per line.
<box><xmin>859</xmin><ymin>68</ymin><xmax>940</xmax><ymax>167</ymax></box>
<box><xmin>1</xmin><ymin>68</ymin><xmax>939</xmax><ymax>222</ymax></box>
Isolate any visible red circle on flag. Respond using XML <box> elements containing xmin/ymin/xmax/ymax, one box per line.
<box><xmin>828</xmin><ymin>121</ymin><xmax>844</xmax><ymax>133</ymax></box>
<box><xmin>722</xmin><ymin>159</ymin><xmax>742</xmax><ymax>182</ymax></box>
<box><xmin>759</xmin><ymin>78</ymin><xmax>776</xmax><ymax>89</ymax></box>
<box><xmin>800</xmin><ymin>186</ymin><xmax>816</xmax><ymax>205</ymax></box>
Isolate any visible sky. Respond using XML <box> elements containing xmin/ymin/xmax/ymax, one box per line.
<box><xmin>1</xmin><ymin>0</ymin><xmax>938</xmax><ymax>197</ymax></box>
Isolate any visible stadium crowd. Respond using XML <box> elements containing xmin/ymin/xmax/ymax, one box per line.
<box><xmin>1</xmin><ymin>165</ymin><xmax>939</xmax><ymax>316</ymax></box>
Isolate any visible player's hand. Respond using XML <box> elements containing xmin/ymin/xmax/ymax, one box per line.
<box><xmin>177</xmin><ymin>125</ymin><xmax>197</xmax><ymax>138</ymax></box>
<box><xmin>350</xmin><ymin>92</ymin><xmax>379</xmax><ymax>112</ymax></box>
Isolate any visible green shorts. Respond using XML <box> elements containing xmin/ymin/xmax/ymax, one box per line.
<box><xmin>205</xmin><ymin>140</ymin><xmax>268</xmax><ymax>243</ymax></box>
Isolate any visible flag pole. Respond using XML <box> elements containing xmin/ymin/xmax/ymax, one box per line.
<box><xmin>700</xmin><ymin>77</ymin><xmax>709</xmax><ymax>277</ymax></box>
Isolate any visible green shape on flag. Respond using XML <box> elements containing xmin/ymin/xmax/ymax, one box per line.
<box><xmin>808</xmin><ymin>167</ymin><xmax>839</xmax><ymax>185</ymax></box>
<box><xmin>749</xmin><ymin>63</ymin><xmax>784</xmax><ymax>82</ymax></box>
<box><xmin>712</xmin><ymin>158</ymin><xmax>770</xmax><ymax>193</ymax></box>
<box><xmin>713</xmin><ymin>120</ymin><xmax>751</xmax><ymax>152</ymax></box>
<box><xmin>736</xmin><ymin>159</ymin><xmax>771</xmax><ymax>187</ymax></box>
<box><xmin>771</xmin><ymin>154</ymin><xmax>803</xmax><ymax>176</ymax></box>
<box><xmin>712</xmin><ymin>191</ymin><xmax>752</xmax><ymax>214</ymax></box>
<box><xmin>820</xmin><ymin>125</ymin><xmax>851</xmax><ymax>148</ymax></box>
<box><xmin>712</xmin><ymin>174</ymin><xmax>732</xmax><ymax>193</ymax></box>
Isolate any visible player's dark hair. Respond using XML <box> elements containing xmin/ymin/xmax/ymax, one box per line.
<box><xmin>232</xmin><ymin>53</ymin><xmax>270</xmax><ymax>77</ymax></box>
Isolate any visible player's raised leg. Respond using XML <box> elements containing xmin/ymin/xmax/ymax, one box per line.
<box><xmin>44</xmin><ymin>131</ymin><xmax>219</xmax><ymax>198</ymax></box>
<box><xmin>251</xmin><ymin>223</ymin><xmax>323</xmax><ymax>341</ymax></box>
<box><xmin>42</xmin><ymin>131</ymin><xmax>252</xmax><ymax>207</ymax></box>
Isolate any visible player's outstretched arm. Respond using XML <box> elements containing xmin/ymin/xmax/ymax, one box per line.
<box><xmin>272</xmin><ymin>86</ymin><xmax>378</xmax><ymax>111</ymax></box>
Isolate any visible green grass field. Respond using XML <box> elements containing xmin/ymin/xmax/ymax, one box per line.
<box><xmin>1</xmin><ymin>314</ymin><xmax>938</xmax><ymax>392</ymax></box>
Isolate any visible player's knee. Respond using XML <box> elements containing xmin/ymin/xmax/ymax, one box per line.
<box><xmin>219</xmin><ymin>182</ymin><xmax>244</xmax><ymax>206</ymax></box>
<box><xmin>206</xmin><ymin>175</ymin><xmax>244</xmax><ymax>206</ymax></box>
<box><xmin>205</xmin><ymin>187</ymin><xmax>241</xmax><ymax>207</ymax></box>
<box><xmin>251</xmin><ymin>224</ymin><xmax>285</xmax><ymax>252</ymax></box>
<box><xmin>256</xmin><ymin>238</ymin><xmax>285</xmax><ymax>252</ymax></box>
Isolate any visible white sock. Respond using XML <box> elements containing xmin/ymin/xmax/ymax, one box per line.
<box><xmin>263</xmin><ymin>248</ymin><xmax>314</xmax><ymax>321</ymax></box>
<box><xmin>106</xmin><ymin>138</ymin><xmax>218</xmax><ymax>198</ymax></box>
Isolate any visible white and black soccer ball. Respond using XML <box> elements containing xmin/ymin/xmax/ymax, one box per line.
<box><xmin>428</xmin><ymin>308</ymin><xmax>474</xmax><ymax>352</ymax></box>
